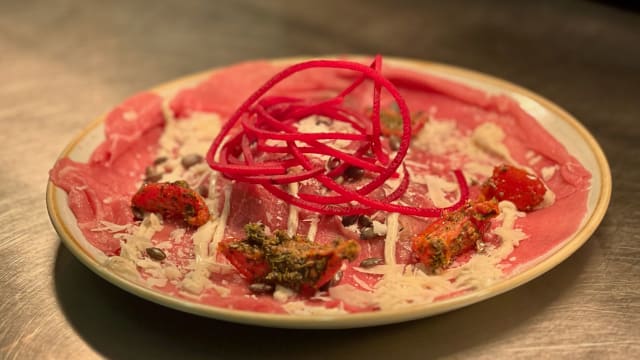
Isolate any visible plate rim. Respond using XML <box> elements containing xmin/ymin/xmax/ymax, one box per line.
<box><xmin>46</xmin><ymin>56</ymin><xmax>612</xmax><ymax>329</ymax></box>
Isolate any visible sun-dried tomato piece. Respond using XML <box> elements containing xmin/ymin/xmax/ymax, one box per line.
<box><xmin>481</xmin><ymin>164</ymin><xmax>546</xmax><ymax>212</ymax></box>
<box><xmin>411</xmin><ymin>200</ymin><xmax>499</xmax><ymax>272</ymax></box>
<box><xmin>131</xmin><ymin>180</ymin><xmax>210</xmax><ymax>226</ymax></box>
<box><xmin>218</xmin><ymin>223</ymin><xmax>360</xmax><ymax>295</ymax></box>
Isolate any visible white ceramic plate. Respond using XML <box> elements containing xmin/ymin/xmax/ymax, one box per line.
<box><xmin>47</xmin><ymin>57</ymin><xmax>611</xmax><ymax>329</ymax></box>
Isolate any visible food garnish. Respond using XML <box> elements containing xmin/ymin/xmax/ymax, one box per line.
<box><xmin>481</xmin><ymin>164</ymin><xmax>546</xmax><ymax>212</ymax></box>
<box><xmin>359</xmin><ymin>257</ymin><xmax>385</xmax><ymax>268</ymax></box>
<box><xmin>145</xmin><ymin>247</ymin><xmax>167</xmax><ymax>261</ymax></box>
<box><xmin>131</xmin><ymin>180</ymin><xmax>210</xmax><ymax>226</ymax></box>
<box><xmin>218</xmin><ymin>223</ymin><xmax>360</xmax><ymax>295</ymax></box>
<box><xmin>205</xmin><ymin>55</ymin><xmax>469</xmax><ymax>217</ymax></box>
<box><xmin>411</xmin><ymin>200</ymin><xmax>499</xmax><ymax>272</ymax></box>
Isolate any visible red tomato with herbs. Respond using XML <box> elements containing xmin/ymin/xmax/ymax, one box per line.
<box><xmin>218</xmin><ymin>223</ymin><xmax>360</xmax><ymax>296</ymax></box>
<box><xmin>131</xmin><ymin>181</ymin><xmax>210</xmax><ymax>226</ymax></box>
<box><xmin>411</xmin><ymin>200</ymin><xmax>499</xmax><ymax>271</ymax></box>
<box><xmin>481</xmin><ymin>165</ymin><xmax>546</xmax><ymax>212</ymax></box>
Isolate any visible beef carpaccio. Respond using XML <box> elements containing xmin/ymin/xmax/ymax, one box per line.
<box><xmin>50</xmin><ymin>57</ymin><xmax>591</xmax><ymax>315</ymax></box>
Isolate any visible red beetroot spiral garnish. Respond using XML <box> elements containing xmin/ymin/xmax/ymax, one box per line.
<box><xmin>205</xmin><ymin>55</ymin><xmax>469</xmax><ymax>217</ymax></box>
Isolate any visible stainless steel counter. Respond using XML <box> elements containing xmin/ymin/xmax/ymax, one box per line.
<box><xmin>1</xmin><ymin>0</ymin><xmax>638</xmax><ymax>358</ymax></box>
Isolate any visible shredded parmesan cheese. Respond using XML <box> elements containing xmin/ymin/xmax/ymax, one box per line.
<box><xmin>471</xmin><ymin>123</ymin><xmax>515</xmax><ymax>163</ymax></box>
<box><xmin>287</xmin><ymin>182</ymin><xmax>299</xmax><ymax>236</ymax></box>
<box><xmin>210</xmin><ymin>183</ymin><xmax>232</xmax><ymax>257</ymax></box>
<box><xmin>383</xmin><ymin>213</ymin><xmax>400</xmax><ymax>265</ymax></box>
<box><xmin>306</xmin><ymin>215</ymin><xmax>320</xmax><ymax>242</ymax></box>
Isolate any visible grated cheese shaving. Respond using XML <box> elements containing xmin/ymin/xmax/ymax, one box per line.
<box><xmin>383</xmin><ymin>213</ymin><xmax>400</xmax><ymax>265</ymax></box>
<box><xmin>287</xmin><ymin>182</ymin><xmax>299</xmax><ymax>236</ymax></box>
<box><xmin>210</xmin><ymin>183</ymin><xmax>232</xmax><ymax>257</ymax></box>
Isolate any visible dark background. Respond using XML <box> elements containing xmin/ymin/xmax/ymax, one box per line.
<box><xmin>1</xmin><ymin>1</ymin><xmax>638</xmax><ymax>359</ymax></box>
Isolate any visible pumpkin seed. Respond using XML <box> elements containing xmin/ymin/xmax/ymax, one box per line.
<box><xmin>326</xmin><ymin>157</ymin><xmax>341</xmax><ymax>170</ymax></box>
<box><xmin>146</xmin><ymin>247</ymin><xmax>166</xmax><ymax>261</ymax></box>
<box><xmin>144</xmin><ymin>166</ymin><xmax>162</xmax><ymax>183</ymax></box>
<box><xmin>389</xmin><ymin>135</ymin><xmax>401</xmax><ymax>151</ymax></box>
<box><xmin>197</xmin><ymin>183</ymin><xmax>209</xmax><ymax>198</ymax></box>
<box><xmin>315</xmin><ymin>117</ymin><xmax>333</xmax><ymax>126</ymax></box>
<box><xmin>357</xmin><ymin>215</ymin><xmax>373</xmax><ymax>228</ymax></box>
<box><xmin>343</xmin><ymin>166</ymin><xmax>364</xmax><ymax>182</ymax></box>
<box><xmin>359</xmin><ymin>257</ymin><xmax>384</xmax><ymax>268</ymax></box>
<box><xmin>153</xmin><ymin>156</ymin><xmax>168</xmax><ymax>165</ymax></box>
<box><xmin>132</xmin><ymin>207</ymin><xmax>144</xmax><ymax>220</ymax></box>
<box><xmin>248</xmin><ymin>283</ymin><xmax>274</xmax><ymax>294</ymax></box>
<box><xmin>329</xmin><ymin>270</ymin><xmax>343</xmax><ymax>286</ymax></box>
<box><xmin>341</xmin><ymin>215</ymin><xmax>359</xmax><ymax>227</ymax></box>
<box><xmin>181</xmin><ymin>154</ymin><xmax>203</xmax><ymax>169</ymax></box>
<box><xmin>359</xmin><ymin>226</ymin><xmax>376</xmax><ymax>240</ymax></box>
